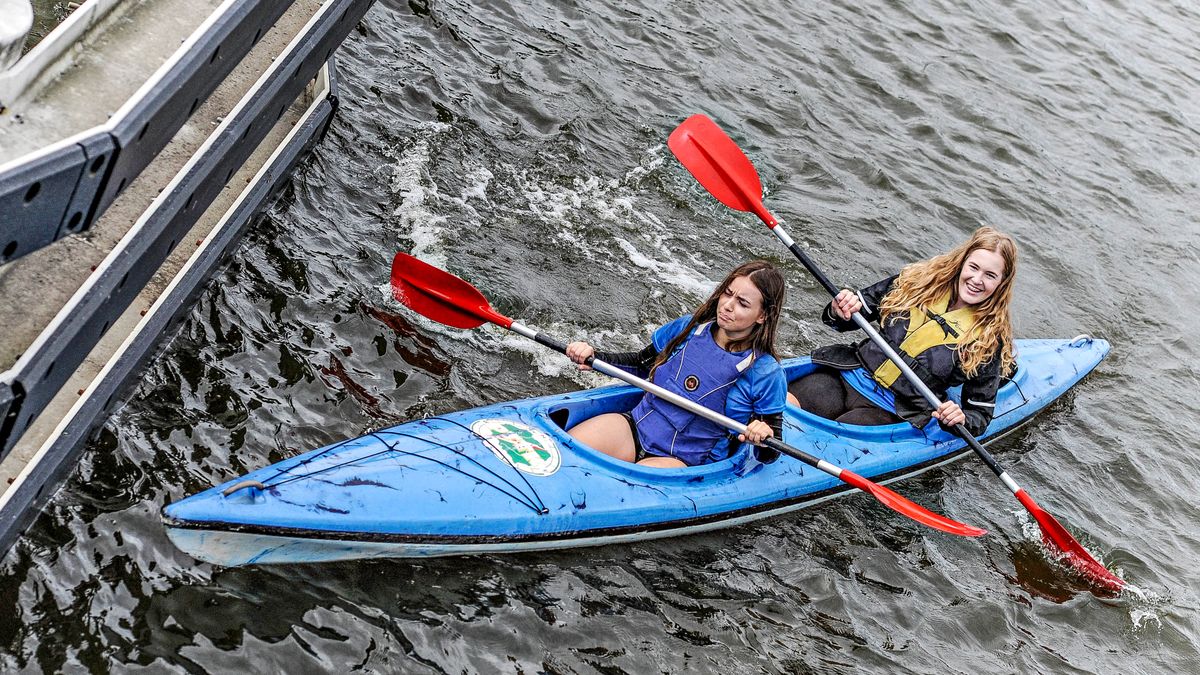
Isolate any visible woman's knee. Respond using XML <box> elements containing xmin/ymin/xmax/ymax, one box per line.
<box><xmin>636</xmin><ymin>456</ymin><xmax>687</xmax><ymax>469</ymax></box>
<box><xmin>789</xmin><ymin>369</ymin><xmax>846</xmax><ymax>418</ymax></box>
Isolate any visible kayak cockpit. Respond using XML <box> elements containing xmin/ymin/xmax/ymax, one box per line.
<box><xmin>531</xmin><ymin>386</ymin><xmax>758</xmax><ymax>478</ymax></box>
<box><xmin>778</xmin><ymin>356</ymin><xmax>1036</xmax><ymax>444</ymax></box>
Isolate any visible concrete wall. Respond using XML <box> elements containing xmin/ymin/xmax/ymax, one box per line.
<box><xmin>0</xmin><ymin>0</ymin><xmax>379</xmax><ymax>550</ymax></box>
<box><xmin>0</xmin><ymin>0</ymin><xmax>33</xmax><ymax>70</ymax></box>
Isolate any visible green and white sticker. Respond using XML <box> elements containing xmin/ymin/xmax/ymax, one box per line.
<box><xmin>472</xmin><ymin>418</ymin><xmax>561</xmax><ymax>476</ymax></box>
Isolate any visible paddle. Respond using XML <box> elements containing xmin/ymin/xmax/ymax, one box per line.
<box><xmin>391</xmin><ymin>252</ymin><xmax>986</xmax><ymax>538</ymax></box>
<box><xmin>668</xmin><ymin>113</ymin><xmax>1125</xmax><ymax>592</ymax></box>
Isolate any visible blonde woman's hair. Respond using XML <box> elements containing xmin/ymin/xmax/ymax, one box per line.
<box><xmin>878</xmin><ymin>226</ymin><xmax>1017</xmax><ymax>376</ymax></box>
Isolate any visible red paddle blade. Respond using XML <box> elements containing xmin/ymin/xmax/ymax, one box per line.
<box><xmin>1015</xmin><ymin>490</ymin><xmax>1125</xmax><ymax>592</ymax></box>
<box><xmin>668</xmin><ymin>114</ymin><xmax>777</xmax><ymax>226</ymax></box>
<box><xmin>390</xmin><ymin>253</ymin><xmax>512</xmax><ymax>330</ymax></box>
<box><xmin>839</xmin><ymin>469</ymin><xmax>987</xmax><ymax>537</ymax></box>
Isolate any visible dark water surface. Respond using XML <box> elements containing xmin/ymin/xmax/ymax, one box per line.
<box><xmin>25</xmin><ymin>1</ymin><xmax>72</xmax><ymax>53</ymax></box>
<box><xmin>3</xmin><ymin>0</ymin><xmax>1199</xmax><ymax>671</ymax></box>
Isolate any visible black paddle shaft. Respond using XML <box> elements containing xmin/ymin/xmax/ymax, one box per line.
<box><xmin>533</xmin><ymin>332</ymin><xmax>569</xmax><ymax>353</ymax></box>
<box><xmin>788</xmin><ymin>242</ymin><xmax>841</xmax><ymax>297</ymax></box>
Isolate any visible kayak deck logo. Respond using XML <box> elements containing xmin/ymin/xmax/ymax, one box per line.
<box><xmin>472</xmin><ymin>419</ymin><xmax>561</xmax><ymax>476</ymax></box>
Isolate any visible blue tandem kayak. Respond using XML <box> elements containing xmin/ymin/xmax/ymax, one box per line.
<box><xmin>162</xmin><ymin>337</ymin><xmax>1108</xmax><ymax>566</ymax></box>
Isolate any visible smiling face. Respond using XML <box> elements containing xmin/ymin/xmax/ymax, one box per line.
<box><xmin>715</xmin><ymin>275</ymin><xmax>767</xmax><ymax>341</ymax></box>
<box><xmin>955</xmin><ymin>248</ymin><xmax>1006</xmax><ymax>308</ymax></box>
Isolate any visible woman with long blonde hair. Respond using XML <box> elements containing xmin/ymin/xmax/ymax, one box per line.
<box><xmin>788</xmin><ymin>227</ymin><xmax>1018</xmax><ymax>436</ymax></box>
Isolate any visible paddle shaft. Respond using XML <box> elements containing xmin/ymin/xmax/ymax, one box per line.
<box><xmin>391</xmin><ymin>251</ymin><xmax>987</xmax><ymax>537</ymax></box>
<box><xmin>772</xmin><ymin>223</ymin><xmax>1127</xmax><ymax>587</ymax></box>
<box><xmin>508</xmin><ymin>321</ymin><xmax>834</xmax><ymax>473</ymax></box>
<box><xmin>767</xmin><ymin>222</ymin><xmax>1015</xmax><ymax>486</ymax></box>
<box><xmin>669</xmin><ymin>114</ymin><xmax>1124</xmax><ymax>587</ymax></box>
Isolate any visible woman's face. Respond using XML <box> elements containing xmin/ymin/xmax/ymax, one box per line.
<box><xmin>716</xmin><ymin>275</ymin><xmax>766</xmax><ymax>339</ymax></box>
<box><xmin>957</xmin><ymin>248</ymin><xmax>1006</xmax><ymax>306</ymax></box>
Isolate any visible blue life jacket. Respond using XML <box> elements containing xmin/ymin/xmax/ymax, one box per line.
<box><xmin>630</xmin><ymin>322</ymin><xmax>757</xmax><ymax>466</ymax></box>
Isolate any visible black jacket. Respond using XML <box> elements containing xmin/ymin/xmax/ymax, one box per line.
<box><xmin>811</xmin><ymin>275</ymin><xmax>1002</xmax><ymax>436</ymax></box>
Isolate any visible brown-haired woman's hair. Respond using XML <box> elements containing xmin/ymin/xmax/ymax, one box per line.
<box><xmin>650</xmin><ymin>260</ymin><xmax>786</xmax><ymax>378</ymax></box>
<box><xmin>878</xmin><ymin>226</ymin><xmax>1018</xmax><ymax>376</ymax></box>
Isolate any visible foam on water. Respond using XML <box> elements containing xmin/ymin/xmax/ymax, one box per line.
<box><xmin>611</xmin><ymin>236</ymin><xmax>713</xmax><ymax>299</ymax></box>
<box><xmin>506</xmin><ymin>144</ymin><xmax>679</xmax><ymax>268</ymax></box>
<box><xmin>386</xmin><ymin>131</ymin><xmax>451</xmax><ymax>266</ymax></box>
<box><xmin>458</xmin><ymin>166</ymin><xmax>493</xmax><ymax>203</ymax></box>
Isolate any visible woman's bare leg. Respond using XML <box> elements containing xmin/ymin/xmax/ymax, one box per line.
<box><xmin>568</xmin><ymin>413</ymin><xmax>636</xmax><ymax>462</ymax></box>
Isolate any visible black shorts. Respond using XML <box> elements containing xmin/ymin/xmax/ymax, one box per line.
<box><xmin>620</xmin><ymin>412</ymin><xmax>651</xmax><ymax>462</ymax></box>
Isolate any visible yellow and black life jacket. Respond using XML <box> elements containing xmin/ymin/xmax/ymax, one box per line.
<box><xmin>870</xmin><ymin>291</ymin><xmax>976</xmax><ymax>388</ymax></box>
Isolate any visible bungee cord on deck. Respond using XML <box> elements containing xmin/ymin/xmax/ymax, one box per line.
<box><xmin>247</xmin><ymin>420</ymin><xmax>549</xmax><ymax>515</ymax></box>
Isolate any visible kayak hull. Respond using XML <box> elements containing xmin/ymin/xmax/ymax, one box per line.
<box><xmin>164</xmin><ymin>487</ymin><xmax>856</xmax><ymax>564</ymax></box>
<box><xmin>164</xmin><ymin>338</ymin><xmax>1108</xmax><ymax>566</ymax></box>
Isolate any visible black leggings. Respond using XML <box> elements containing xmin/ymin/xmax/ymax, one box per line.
<box><xmin>789</xmin><ymin>367</ymin><xmax>905</xmax><ymax>426</ymax></box>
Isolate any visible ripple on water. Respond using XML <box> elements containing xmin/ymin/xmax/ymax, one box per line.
<box><xmin>4</xmin><ymin>0</ymin><xmax>1200</xmax><ymax>670</ymax></box>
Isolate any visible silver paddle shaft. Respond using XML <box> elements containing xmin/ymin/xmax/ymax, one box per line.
<box><xmin>509</xmin><ymin>320</ymin><xmax>841</xmax><ymax>474</ymax></box>
<box><xmin>769</xmin><ymin>224</ymin><xmax>944</xmax><ymax>410</ymax></box>
<box><xmin>769</xmin><ymin>224</ymin><xmax>1018</xmax><ymax>490</ymax></box>
<box><xmin>508</xmin><ymin>319</ymin><xmax>751</xmax><ymax>435</ymax></box>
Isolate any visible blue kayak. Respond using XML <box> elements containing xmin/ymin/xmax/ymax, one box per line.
<box><xmin>163</xmin><ymin>337</ymin><xmax>1108</xmax><ymax>566</ymax></box>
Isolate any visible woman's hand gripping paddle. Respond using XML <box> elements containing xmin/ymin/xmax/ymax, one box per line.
<box><xmin>668</xmin><ymin>113</ymin><xmax>1125</xmax><ymax>592</ymax></box>
<box><xmin>391</xmin><ymin>252</ymin><xmax>986</xmax><ymax>538</ymax></box>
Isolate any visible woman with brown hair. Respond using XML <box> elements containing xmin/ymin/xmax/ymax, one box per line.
<box><xmin>565</xmin><ymin>260</ymin><xmax>788</xmax><ymax>468</ymax></box>
<box><xmin>788</xmin><ymin>227</ymin><xmax>1018</xmax><ymax>436</ymax></box>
